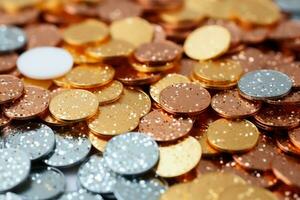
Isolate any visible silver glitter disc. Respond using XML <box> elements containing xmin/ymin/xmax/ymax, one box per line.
<box><xmin>0</xmin><ymin>193</ymin><xmax>22</xmax><ymax>200</ymax></box>
<box><xmin>78</xmin><ymin>154</ymin><xmax>118</xmax><ymax>194</ymax></box>
<box><xmin>104</xmin><ymin>132</ymin><xmax>159</xmax><ymax>175</ymax></box>
<box><xmin>58</xmin><ymin>189</ymin><xmax>103</xmax><ymax>200</ymax></box>
<box><xmin>43</xmin><ymin>124</ymin><xmax>91</xmax><ymax>168</ymax></box>
<box><xmin>114</xmin><ymin>177</ymin><xmax>167</xmax><ymax>200</ymax></box>
<box><xmin>0</xmin><ymin>26</ymin><xmax>26</xmax><ymax>52</ymax></box>
<box><xmin>238</xmin><ymin>70</ymin><xmax>293</xmax><ymax>100</ymax></box>
<box><xmin>15</xmin><ymin>167</ymin><xmax>65</xmax><ymax>200</ymax></box>
<box><xmin>0</xmin><ymin>148</ymin><xmax>30</xmax><ymax>192</ymax></box>
<box><xmin>3</xmin><ymin>123</ymin><xmax>56</xmax><ymax>161</ymax></box>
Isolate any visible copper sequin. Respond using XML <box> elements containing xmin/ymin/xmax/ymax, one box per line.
<box><xmin>0</xmin><ymin>75</ymin><xmax>24</xmax><ymax>104</ymax></box>
<box><xmin>0</xmin><ymin>53</ymin><xmax>18</xmax><ymax>73</ymax></box>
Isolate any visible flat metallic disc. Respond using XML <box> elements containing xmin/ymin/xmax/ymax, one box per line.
<box><xmin>0</xmin><ymin>193</ymin><xmax>22</xmax><ymax>200</ymax></box>
<box><xmin>266</xmin><ymin>90</ymin><xmax>300</xmax><ymax>105</ymax></box>
<box><xmin>0</xmin><ymin>25</ymin><xmax>26</xmax><ymax>52</ymax></box>
<box><xmin>44</xmin><ymin>123</ymin><xmax>91</xmax><ymax>168</ymax></box>
<box><xmin>0</xmin><ymin>148</ymin><xmax>30</xmax><ymax>192</ymax></box>
<box><xmin>114</xmin><ymin>177</ymin><xmax>167</xmax><ymax>200</ymax></box>
<box><xmin>78</xmin><ymin>154</ymin><xmax>118</xmax><ymax>194</ymax></box>
<box><xmin>238</xmin><ymin>70</ymin><xmax>293</xmax><ymax>100</ymax></box>
<box><xmin>104</xmin><ymin>132</ymin><xmax>159</xmax><ymax>175</ymax></box>
<box><xmin>289</xmin><ymin>127</ymin><xmax>300</xmax><ymax>149</ymax></box>
<box><xmin>3</xmin><ymin>123</ymin><xmax>55</xmax><ymax>160</ymax></box>
<box><xmin>0</xmin><ymin>53</ymin><xmax>18</xmax><ymax>73</ymax></box>
<box><xmin>0</xmin><ymin>75</ymin><xmax>24</xmax><ymax>104</ymax></box>
<box><xmin>15</xmin><ymin>167</ymin><xmax>65</xmax><ymax>200</ymax></box>
<box><xmin>58</xmin><ymin>189</ymin><xmax>103</xmax><ymax>200</ymax></box>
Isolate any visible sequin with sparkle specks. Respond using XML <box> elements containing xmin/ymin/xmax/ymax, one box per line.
<box><xmin>58</xmin><ymin>189</ymin><xmax>103</xmax><ymax>200</ymax></box>
<box><xmin>0</xmin><ymin>26</ymin><xmax>27</xmax><ymax>52</ymax></box>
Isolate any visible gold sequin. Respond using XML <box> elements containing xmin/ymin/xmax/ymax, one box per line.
<box><xmin>22</xmin><ymin>77</ymin><xmax>52</xmax><ymax>89</ymax></box>
<box><xmin>92</xmin><ymin>80</ymin><xmax>123</xmax><ymax>105</ymax></box>
<box><xmin>88</xmin><ymin>131</ymin><xmax>109</xmax><ymax>152</ymax></box>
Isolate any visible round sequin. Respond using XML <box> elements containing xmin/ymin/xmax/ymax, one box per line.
<box><xmin>0</xmin><ymin>193</ymin><xmax>22</xmax><ymax>200</ymax></box>
<box><xmin>254</xmin><ymin>105</ymin><xmax>300</xmax><ymax>129</ymax></box>
<box><xmin>238</xmin><ymin>70</ymin><xmax>293</xmax><ymax>100</ymax></box>
<box><xmin>17</xmin><ymin>47</ymin><xmax>73</xmax><ymax>80</ymax></box>
<box><xmin>63</xmin><ymin>19</ymin><xmax>109</xmax><ymax>45</ymax></box>
<box><xmin>0</xmin><ymin>75</ymin><xmax>24</xmax><ymax>104</ymax></box>
<box><xmin>66</xmin><ymin>65</ymin><xmax>115</xmax><ymax>89</ymax></box>
<box><xmin>114</xmin><ymin>177</ymin><xmax>166</xmax><ymax>200</ymax></box>
<box><xmin>88</xmin><ymin>103</ymin><xmax>139</xmax><ymax>136</ymax></box>
<box><xmin>233</xmin><ymin>135</ymin><xmax>278</xmax><ymax>171</ymax></box>
<box><xmin>118</xmin><ymin>87</ymin><xmax>151</xmax><ymax>118</ymax></box>
<box><xmin>134</xmin><ymin>41</ymin><xmax>182</xmax><ymax>65</ymax></box>
<box><xmin>211</xmin><ymin>89</ymin><xmax>261</xmax><ymax>118</ymax></box>
<box><xmin>139</xmin><ymin>110</ymin><xmax>194</xmax><ymax>142</ymax></box>
<box><xmin>289</xmin><ymin>127</ymin><xmax>300</xmax><ymax>149</ymax></box>
<box><xmin>159</xmin><ymin>83</ymin><xmax>211</xmax><ymax>115</ymax></box>
<box><xmin>184</xmin><ymin>25</ymin><xmax>231</xmax><ymax>60</ymax></box>
<box><xmin>3</xmin><ymin>123</ymin><xmax>55</xmax><ymax>160</ymax></box>
<box><xmin>150</xmin><ymin>73</ymin><xmax>190</xmax><ymax>103</ymax></box>
<box><xmin>3</xmin><ymin>86</ymin><xmax>50</xmax><ymax>120</ymax></box>
<box><xmin>88</xmin><ymin>132</ymin><xmax>109</xmax><ymax>152</ymax></box>
<box><xmin>59</xmin><ymin>190</ymin><xmax>103</xmax><ymax>200</ymax></box>
<box><xmin>276</xmin><ymin>134</ymin><xmax>300</xmax><ymax>156</ymax></box>
<box><xmin>49</xmin><ymin>89</ymin><xmax>99</xmax><ymax>122</ymax></box>
<box><xmin>219</xmin><ymin>185</ymin><xmax>278</xmax><ymax>200</ymax></box>
<box><xmin>156</xmin><ymin>136</ymin><xmax>201</xmax><ymax>178</ymax></box>
<box><xmin>0</xmin><ymin>148</ymin><xmax>30</xmax><ymax>192</ymax></box>
<box><xmin>0</xmin><ymin>109</ymin><xmax>10</xmax><ymax>127</ymax></box>
<box><xmin>22</xmin><ymin>77</ymin><xmax>52</xmax><ymax>89</ymax></box>
<box><xmin>78</xmin><ymin>154</ymin><xmax>118</xmax><ymax>194</ymax></box>
<box><xmin>0</xmin><ymin>25</ymin><xmax>26</xmax><ymax>52</ymax></box>
<box><xmin>15</xmin><ymin>167</ymin><xmax>65</xmax><ymax>200</ymax></box>
<box><xmin>160</xmin><ymin>182</ymin><xmax>194</xmax><ymax>200</ymax></box>
<box><xmin>104</xmin><ymin>132</ymin><xmax>159</xmax><ymax>175</ymax></box>
<box><xmin>92</xmin><ymin>80</ymin><xmax>123</xmax><ymax>105</ymax></box>
<box><xmin>0</xmin><ymin>53</ymin><xmax>18</xmax><ymax>73</ymax></box>
<box><xmin>207</xmin><ymin>119</ymin><xmax>260</xmax><ymax>153</ymax></box>
<box><xmin>266</xmin><ymin>90</ymin><xmax>300</xmax><ymax>105</ymax></box>
<box><xmin>44</xmin><ymin>123</ymin><xmax>91</xmax><ymax>168</ymax></box>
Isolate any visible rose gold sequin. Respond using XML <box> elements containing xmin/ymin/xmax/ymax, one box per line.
<box><xmin>0</xmin><ymin>53</ymin><xmax>18</xmax><ymax>73</ymax></box>
<box><xmin>269</xmin><ymin>20</ymin><xmax>300</xmax><ymax>40</ymax></box>
<box><xmin>0</xmin><ymin>8</ymin><xmax>39</xmax><ymax>25</ymax></box>
<box><xmin>159</xmin><ymin>83</ymin><xmax>211</xmax><ymax>115</ymax></box>
<box><xmin>139</xmin><ymin>109</ymin><xmax>193</xmax><ymax>142</ymax></box>
<box><xmin>289</xmin><ymin>127</ymin><xmax>300</xmax><ymax>149</ymax></box>
<box><xmin>0</xmin><ymin>109</ymin><xmax>11</xmax><ymax>127</ymax></box>
<box><xmin>0</xmin><ymin>75</ymin><xmax>24</xmax><ymax>104</ymax></box>
<box><xmin>266</xmin><ymin>90</ymin><xmax>300</xmax><ymax>105</ymax></box>
<box><xmin>276</xmin><ymin>134</ymin><xmax>300</xmax><ymax>156</ymax></box>
<box><xmin>3</xmin><ymin>86</ymin><xmax>50</xmax><ymax>120</ymax></box>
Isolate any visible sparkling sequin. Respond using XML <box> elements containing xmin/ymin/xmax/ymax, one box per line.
<box><xmin>58</xmin><ymin>189</ymin><xmax>103</xmax><ymax>200</ymax></box>
<box><xmin>0</xmin><ymin>25</ymin><xmax>26</xmax><ymax>52</ymax></box>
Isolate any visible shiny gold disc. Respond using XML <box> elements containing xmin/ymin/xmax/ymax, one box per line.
<box><xmin>66</xmin><ymin>65</ymin><xmax>115</xmax><ymax>89</ymax></box>
<box><xmin>207</xmin><ymin>119</ymin><xmax>260</xmax><ymax>153</ymax></box>
<box><xmin>49</xmin><ymin>89</ymin><xmax>99</xmax><ymax>122</ymax></box>
<box><xmin>150</xmin><ymin>73</ymin><xmax>190</xmax><ymax>103</ymax></box>
<box><xmin>160</xmin><ymin>183</ymin><xmax>195</xmax><ymax>200</ymax></box>
<box><xmin>156</xmin><ymin>136</ymin><xmax>202</xmax><ymax>178</ymax></box>
<box><xmin>130</xmin><ymin>59</ymin><xmax>177</xmax><ymax>73</ymax></box>
<box><xmin>63</xmin><ymin>19</ymin><xmax>109</xmax><ymax>45</ymax></box>
<box><xmin>110</xmin><ymin>17</ymin><xmax>154</xmax><ymax>47</ymax></box>
<box><xmin>0</xmin><ymin>0</ymin><xmax>40</xmax><ymax>12</ymax></box>
<box><xmin>92</xmin><ymin>80</ymin><xmax>123</xmax><ymax>105</ymax></box>
<box><xmin>22</xmin><ymin>77</ymin><xmax>53</xmax><ymax>89</ymax></box>
<box><xmin>88</xmin><ymin>131</ymin><xmax>109</xmax><ymax>152</ymax></box>
<box><xmin>184</xmin><ymin>25</ymin><xmax>231</xmax><ymax>60</ymax></box>
<box><xmin>53</xmin><ymin>76</ymin><xmax>71</xmax><ymax>88</ymax></box>
<box><xmin>88</xmin><ymin>102</ymin><xmax>139</xmax><ymax>136</ymax></box>
<box><xmin>63</xmin><ymin>44</ymin><xmax>99</xmax><ymax>64</ymax></box>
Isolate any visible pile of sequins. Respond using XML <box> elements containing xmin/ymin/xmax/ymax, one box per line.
<box><xmin>0</xmin><ymin>0</ymin><xmax>300</xmax><ymax>199</ymax></box>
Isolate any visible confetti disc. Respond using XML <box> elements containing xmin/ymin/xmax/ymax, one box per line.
<box><xmin>3</xmin><ymin>123</ymin><xmax>55</xmax><ymax>160</ymax></box>
<box><xmin>88</xmin><ymin>103</ymin><xmax>139</xmax><ymax>136</ymax></box>
<box><xmin>22</xmin><ymin>77</ymin><xmax>52</xmax><ymax>89</ymax></box>
<box><xmin>49</xmin><ymin>89</ymin><xmax>99</xmax><ymax>122</ymax></box>
<box><xmin>15</xmin><ymin>167</ymin><xmax>65</xmax><ymax>200</ymax></box>
<box><xmin>150</xmin><ymin>73</ymin><xmax>190</xmax><ymax>103</ymax></box>
<box><xmin>156</xmin><ymin>136</ymin><xmax>201</xmax><ymax>178</ymax></box>
<box><xmin>44</xmin><ymin>123</ymin><xmax>91</xmax><ymax>168</ymax></box>
<box><xmin>276</xmin><ymin>134</ymin><xmax>300</xmax><ymax>156</ymax></box>
<box><xmin>104</xmin><ymin>132</ymin><xmax>159</xmax><ymax>175</ymax></box>
<box><xmin>233</xmin><ymin>135</ymin><xmax>278</xmax><ymax>171</ymax></box>
<box><xmin>0</xmin><ymin>148</ymin><xmax>30</xmax><ymax>192</ymax></box>
<box><xmin>17</xmin><ymin>47</ymin><xmax>73</xmax><ymax>80</ymax></box>
<box><xmin>0</xmin><ymin>193</ymin><xmax>22</xmax><ymax>200</ymax></box>
<box><xmin>65</xmin><ymin>65</ymin><xmax>115</xmax><ymax>89</ymax></box>
<box><xmin>114</xmin><ymin>177</ymin><xmax>167</xmax><ymax>200</ymax></box>
<box><xmin>266</xmin><ymin>90</ymin><xmax>300</xmax><ymax>105</ymax></box>
<box><xmin>0</xmin><ymin>8</ymin><xmax>39</xmax><ymax>25</ymax></box>
<box><xmin>184</xmin><ymin>25</ymin><xmax>231</xmax><ymax>60</ymax></box>
<box><xmin>269</xmin><ymin>20</ymin><xmax>300</xmax><ymax>40</ymax></box>
<box><xmin>0</xmin><ymin>109</ymin><xmax>11</xmax><ymax>127</ymax></box>
<box><xmin>254</xmin><ymin>105</ymin><xmax>300</xmax><ymax>129</ymax></box>
<box><xmin>58</xmin><ymin>190</ymin><xmax>103</xmax><ymax>200</ymax></box>
<box><xmin>160</xmin><ymin>182</ymin><xmax>194</xmax><ymax>200</ymax></box>
<box><xmin>118</xmin><ymin>87</ymin><xmax>151</xmax><ymax>118</ymax></box>
<box><xmin>0</xmin><ymin>75</ymin><xmax>24</xmax><ymax>104</ymax></box>
<box><xmin>110</xmin><ymin>17</ymin><xmax>154</xmax><ymax>47</ymax></box>
<box><xmin>63</xmin><ymin>19</ymin><xmax>109</xmax><ymax>45</ymax></box>
<box><xmin>78</xmin><ymin>154</ymin><xmax>119</xmax><ymax>194</ymax></box>
<box><xmin>3</xmin><ymin>86</ymin><xmax>50</xmax><ymax>120</ymax></box>
<box><xmin>0</xmin><ymin>25</ymin><xmax>26</xmax><ymax>52</ymax></box>
<box><xmin>130</xmin><ymin>59</ymin><xmax>177</xmax><ymax>73</ymax></box>
<box><xmin>271</xmin><ymin>62</ymin><xmax>300</xmax><ymax>88</ymax></box>
<box><xmin>133</xmin><ymin>41</ymin><xmax>182</xmax><ymax>65</ymax></box>
<box><xmin>289</xmin><ymin>127</ymin><xmax>300</xmax><ymax>149</ymax></box>
<box><xmin>88</xmin><ymin>132</ymin><xmax>109</xmax><ymax>152</ymax></box>
<box><xmin>92</xmin><ymin>80</ymin><xmax>123</xmax><ymax>105</ymax></box>
<box><xmin>238</xmin><ymin>70</ymin><xmax>292</xmax><ymax>100</ymax></box>
<box><xmin>207</xmin><ymin>119</ymin><xmax>260</xmax><ymax>153</ymax></box>
<box><xmin>272</xmin><ymin>155</ymin><xmax>300</xmax><ymax>188</ymax></box>
<box><xmin>63</xmin><ymin>44</ymin><xmax>99</xmax><ymax>65</ymax></box>
<box><xmin>25</xmin><ymin>24</ymin><xmax>61</xmax><ymax>48</ymax></box>
<box><xmin>211</xmin><ymin>89</ymin><xmax>261</xmax><ymax>118</ymax></box>
<box><xmin>0</xmin><ymin>53</ymin><xmax>18</xmax><ymax>73</ymax></box>
<box><xmin>139</xmin><ymin>110</ymin><xmax>194</xmax><ymax>142</ymax></box>
<box><xmin>159</xmin><ymin>83</ymin><xmax>211</xmax><ymax>115</ymax></box>
<box><xmin>219</xmin><ymin>185</ymin><xmax>278</xmax><ymax>200</ymax></box>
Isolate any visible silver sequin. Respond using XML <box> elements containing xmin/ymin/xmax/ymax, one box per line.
<box><xmin>0</xmin><ymin>26</ymin><xmax>26</xmax><ymax>52</ymax></box>
<box><xmin>58</xmin><ymin>189</ymin><xmax>103</xmax><ymax>200</ymax></box>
